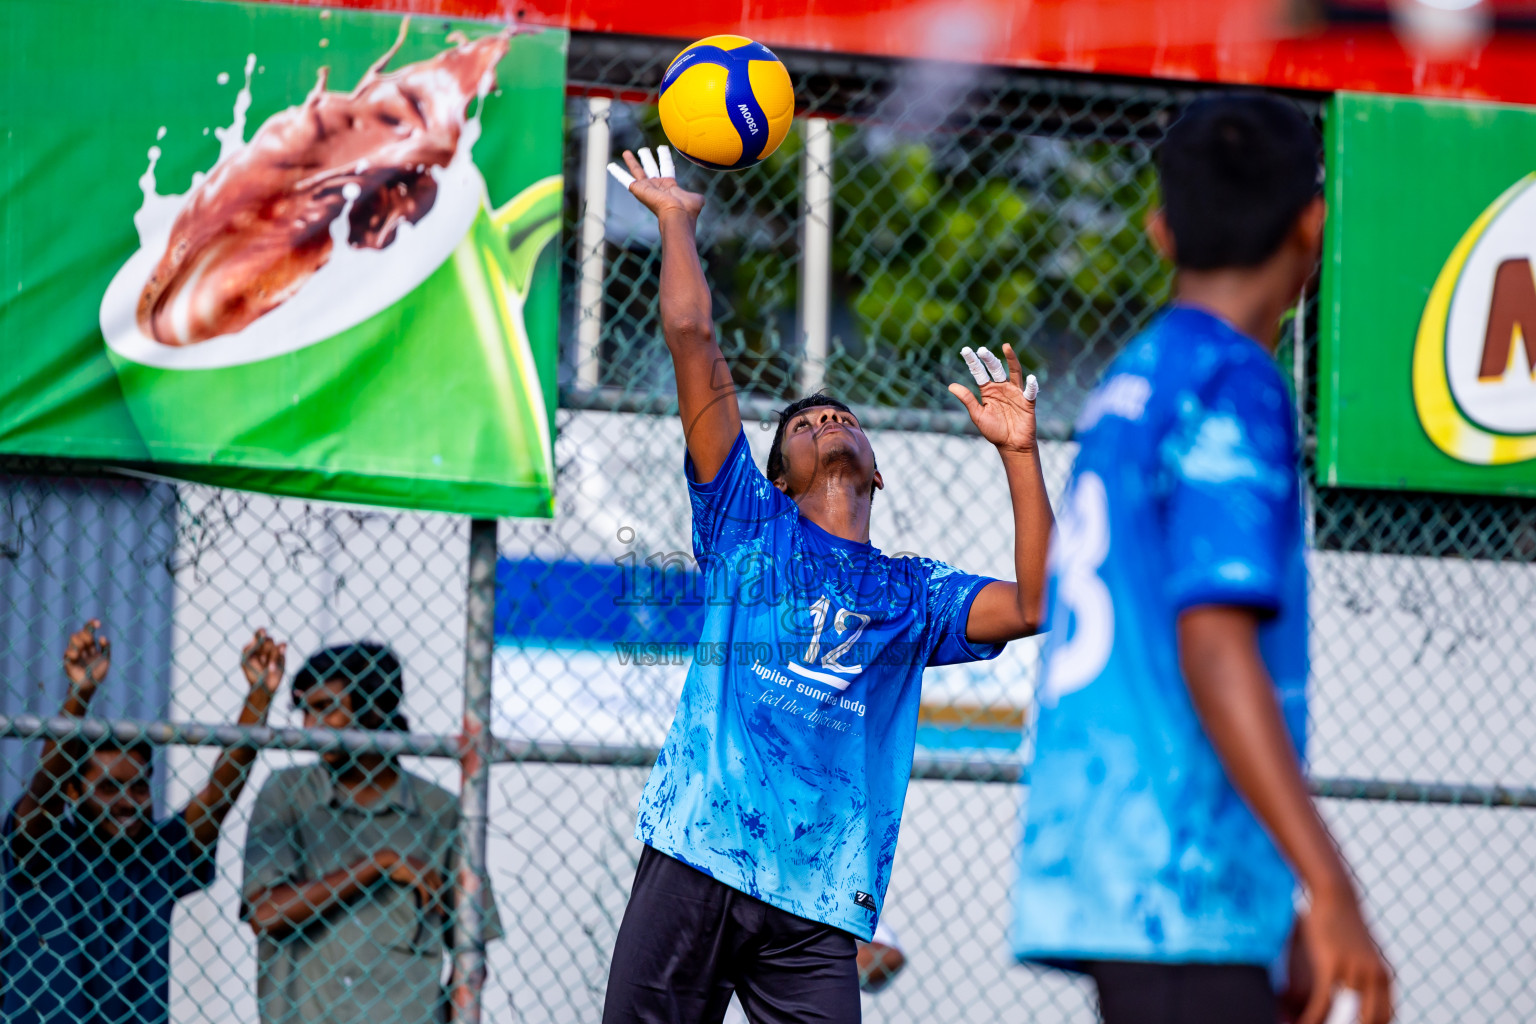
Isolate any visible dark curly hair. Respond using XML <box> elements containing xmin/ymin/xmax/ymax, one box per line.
<box><xmin>1158</xmin><ymin>94</ymin><xmax>1321</xmax><ymax>270</ymax></box>
<box><xmin>292</xmin><ymin>641</ymin><xmax>407</xmax><ymax>731</ymax></box>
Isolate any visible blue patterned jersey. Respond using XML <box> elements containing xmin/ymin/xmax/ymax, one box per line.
<box><xmin>1012</xmin><ymin>305</ymin><xmax>1308</xmax><ymax>965</ymax></box>
<box><xmin>635</xmin><ymin>429</ymin><xmax>1001</xmax><ymax>939</ymax></box>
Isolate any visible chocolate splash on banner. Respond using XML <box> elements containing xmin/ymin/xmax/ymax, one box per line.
<box><xmin>136</xmin><ymin>20</ymin><xmax>512</xmax><ymax>347</ymax></box>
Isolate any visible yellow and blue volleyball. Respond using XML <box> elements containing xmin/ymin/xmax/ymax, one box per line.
<box><xmin>658</xmin><ymin>35</ymin><xmax>795</xmax><ymax>171</ymax></box>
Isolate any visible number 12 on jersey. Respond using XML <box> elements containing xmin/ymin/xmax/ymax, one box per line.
<box><xmin>789</xmin><ymin>596</ymin><xmax>870</xmax><ymax>692</ymax></box>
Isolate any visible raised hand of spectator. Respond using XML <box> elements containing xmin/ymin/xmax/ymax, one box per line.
<box><xmin>240</xmin><ymin>629</ymin><xmax>286</xmax><ymax>711</ymax></box>
<box><xmin>62</xmin><ymin>619</ymin><xmax>111</xmax><ymax>697</ymax></box>
<box><xmin>16</xmin><ymin>620</ymin><xmax>117</xmax><ymax>837</ymax></box>
<box><xmin>185</xmin><ymin>629</ymin><xmax>289</xmax><ymax>848</ymax></box>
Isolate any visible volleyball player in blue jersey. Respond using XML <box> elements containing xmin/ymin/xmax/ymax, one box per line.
<box><xmin>1013</xmin><ymin>96</ymin><xmax>1392</xmax><ymax>1024</ymax></box>
<box><xmin>601</xmin><ymin>146</ymin><xmax>1054</xmax><ymax>1024</ymax></box>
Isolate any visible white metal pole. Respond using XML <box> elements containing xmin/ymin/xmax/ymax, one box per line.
<box><xmin>577</xmin><ymin>96</ymin><xmax>611</xmax><ymax>390</ymax></box>
<box><xmin>800</xmin><ymin>117</ymin><xmax>833</xmax><ymax>396</ymax></box>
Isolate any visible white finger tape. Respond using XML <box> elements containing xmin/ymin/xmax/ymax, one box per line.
<box><xmin>960</xmin><ymin>346</ymin><xmax>989</xmax><ymax>387</ymax></box>
<box><xmin>1024</xmin><ymin>374</ymin><xmax>1039</xmax><ymax>402</ymax></box>
<box><xmin>607</xmin><ymin>162</ymin><xmax>636</xmax><ymax>188</ymax></box>
<box><xmin>977</xmin><ymin>346</ymin><xmax>1008</xmax><ymax>382</ymax></box>
<box><xmin>659</xmin><ymin>146</ymin><xmax>676</xmax><ymax>178</ymax></box>
<box><xmin>1324</xmin><ymin>988</ymin><xmax>1360</xmax><ymax>1024</ymax></box>
<box><xmin>639</xmin><ymin>147</ymin><xmax>661</xmax><ymax>179</ymax></box>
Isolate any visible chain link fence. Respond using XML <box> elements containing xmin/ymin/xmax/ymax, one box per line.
<box><xmin>2</xmin><ymin>30</ymin><xmax>1535</xmax><ymax>1024</ymax></box>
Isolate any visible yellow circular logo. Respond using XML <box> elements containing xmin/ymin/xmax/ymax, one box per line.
<box><xmin>1413</xmin><ymin>173</ymin><xmax>1536</xmax><ymax>465</ymax></box>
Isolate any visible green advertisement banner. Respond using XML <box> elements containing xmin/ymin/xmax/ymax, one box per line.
<box><xmin>1320</xmin><ymin>91</ymin><xmax>1536</xmax><ymax>498</ymax></box>
<box><xmin>0</xmin><ymin>0</ymin><xmax>565</xmax><ymax>517</ymax></box>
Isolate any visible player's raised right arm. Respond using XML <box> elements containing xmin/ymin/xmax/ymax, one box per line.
<box><xmin>610</xmin><ymin>147</ymin><xmax>742</xmax><ymax>482</ymax></box>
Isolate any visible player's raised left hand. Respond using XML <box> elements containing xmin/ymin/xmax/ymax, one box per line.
<box><xmin>947</xmin><ymin>343</ymin><xmax>1040</xmax><ymax>456</ymax></box>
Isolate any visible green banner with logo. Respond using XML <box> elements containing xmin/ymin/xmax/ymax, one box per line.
<box><xmin>0</xmin><ymin>0</ymin><xmax>564</xmax><ymax>517</ymax></box>
<box><xmin>1319</xmin><ymin>92</ymin><xmax>1536</xmax><ymax>498</ymax></box>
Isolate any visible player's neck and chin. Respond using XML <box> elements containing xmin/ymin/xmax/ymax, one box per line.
<box><xmin>774</xmin><ymin>457</ymin><xmax>879</xmax><ymax>546</ymax></box>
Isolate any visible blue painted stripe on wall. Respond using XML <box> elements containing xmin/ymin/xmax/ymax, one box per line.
<box><xmin>495</xmin><ymin>557</ymin><xmax>706</xmax><ymax>646</ymax></box>
<box><xmin>496</xmin><ymin>558</ymin><xmax>1025</xmax><ymax>752</ymax></box>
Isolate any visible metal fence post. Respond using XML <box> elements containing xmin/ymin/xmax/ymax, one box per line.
<box><xmin>799</xmin><ymin>116</ymin><xmax>834</xmax><ymax>395</ymax></box>
<box><xmin>452</xmin><ymin>517</ymin><xmax>498</xmax><ymax>1024</ymax></box>
<box><xmin>577</xmin><ymin>96</ymin><xmax>612</xmax><ymax>389</ymax></box>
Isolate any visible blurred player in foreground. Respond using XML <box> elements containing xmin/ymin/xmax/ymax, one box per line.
<box><xmin>1011</xmin><ymin>95</ymin><xmax>1392</xmax><ymax>1024</ymax></box>
<box><xmin>601</xmin><ymin>145</ymin><xmax>1053</xmax><ymax>1024</ymax></box>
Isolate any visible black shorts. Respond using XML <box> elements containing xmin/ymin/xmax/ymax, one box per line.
<box><xmin>1082</xmin><ymin>960</ymin><xmax>1275</xmax><ymax>1024</ymax></box>
<box><xmin>602</xmin><ymin>845</ymin><xmax>861</xmax><ymax>1024</ymax></box>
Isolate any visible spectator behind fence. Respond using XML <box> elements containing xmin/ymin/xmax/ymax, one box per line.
<box><xmin>2</xmin><ymin>621</ymin><xmax>285</xmax><ymax>1024</ymax></box>
<box><xmin>241</xmin><ymin>642</ymin><xmax>502</xmax><ymax>1024</ymax></box>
